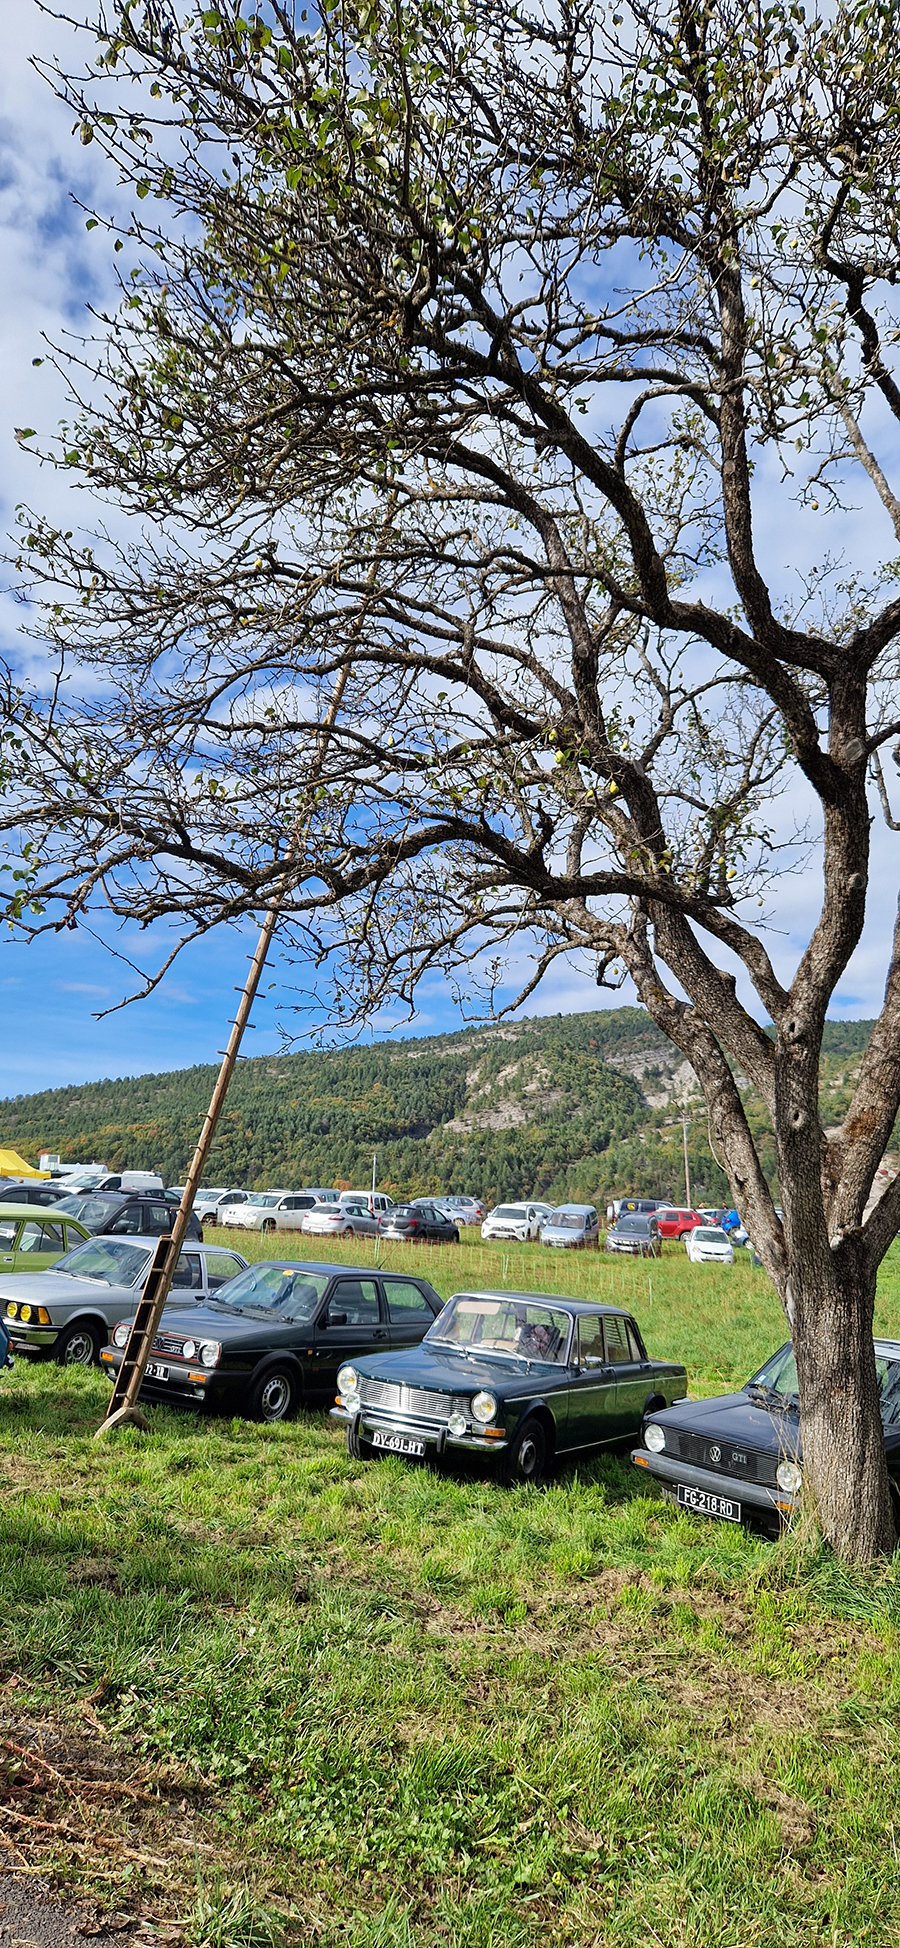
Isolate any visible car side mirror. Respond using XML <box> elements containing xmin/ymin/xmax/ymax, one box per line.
<box><xmin>328</xmin><ymin>1311</ymin><xmax>348</xmax><ymax>1327</ymax></box>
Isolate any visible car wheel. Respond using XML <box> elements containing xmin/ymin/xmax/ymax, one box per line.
<box><xmin>452</xmin><ymin>1230</ymin><xmax>460</xmax><ymax>1244</ymax></box>
<box><xmin>247</xmin><ymin>1365</ymin><xmax>298</xmax><ymax>1423</ymax></box>
<box><xmin>260</xmin><ymin>1218</ymin><xmax>277</xmax><ymax>1233</ymax></box>
<box><xmin>55</xmin><ymin>1320</ymin><xmax>101</xmax><ymax>1368</ymax></box>
<box><xmin>346</xmin><ymin>1422</ymin><xmax>376</xmax><ymax>1461</ymax></box>
<box><xmin>341</xmin><ymin>1226</ymin><xmax>354</xmax><ymax>1237</ymax></box>
<box><xmin>499</xmin><ymin>1416</ymin><xmax>548</xmax><ymax>1488</ymax></box>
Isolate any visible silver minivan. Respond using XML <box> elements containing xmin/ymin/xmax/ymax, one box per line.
<box><xmin>540</xmin><ymin>1204</ymin><xmax>601</xmax><ymax>1249</ymax></box>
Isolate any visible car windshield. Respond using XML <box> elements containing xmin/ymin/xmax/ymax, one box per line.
<box><xmin>240</xmin><ymin>1194</ymin><xmax>279</xmax><ymax>1207</ymax></box>
<box><xmin>211</xmin><ymin>1263</ymin><xmax>330</xmax><ymax>1320</ymax></box>
<box><xmin>548</xmin><ymin>1212</ymin><xmax>584</xmax><ymax>1228</ymax></box>
<box><xmin>694</xmin><ymin>1227</ymin><xmax>729</xmax><ymax>1243</ymax></box>
<box><xmin>428</xmin><ymin>1295</ymin><xmax>571</xmax><ymax>1364</ymax></box>
<box><xmin>492</xmin><ymin>1206</ymin><xmax>527</xmax><ymax>1220</ymax></box>
<box><xmin>750</xmin><ymin>1342</ymin><xmax>900</xmax><ymax>1425</ymax></box>
<box><xmin>616</xmin><ymin>1217</ymin><xmax>649</xmax><ymax>1234</ymax></box>
<box><xmin>51</xmin><ymin>1237</ymin><xmax>151</xmax><ymax>1286</ymax></box>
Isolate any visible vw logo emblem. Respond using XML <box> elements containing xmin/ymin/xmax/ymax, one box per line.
<box><xmin>708</xmin><ymin>1444</ymin><xmax>722</xmax><ymax>1463</ymax></box>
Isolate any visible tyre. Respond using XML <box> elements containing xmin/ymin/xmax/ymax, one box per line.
<box><xmin>498</xmin><ymin>1415</ymin><xmax>548</xmax><ymax>1487</ymax></box>
<box><xmin>246</xmin><ymin>1364</ymin><xmax>298</xmax><ymax>1423</ymax></box>
<box><xmin>342</xmin><ymin>1226</ymin><xmax>354</xmax><ymax>1237</ymax></box>
<box><xmin>346</xmin><ymin>1422</ymin><xmax>376</xmax><ymax>1461</ymax></box>
<box><xmin>451</xmin><ymin>1230</ymin><xmax>460</xmax><ymax>1244</ymax></box>
<box><xmin>261</xmin><ymin>1218</ymin><xmax>276</xmax><ymax>1233</ymax></box>
<box><xmin>55</xmin><ymin>1320</ymin><xmax>101</xmax><ymax>1368</ymax></box>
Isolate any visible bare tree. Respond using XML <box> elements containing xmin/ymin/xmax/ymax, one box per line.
<box><xmin>9</xmin><ymin>0</ymin><xmax>900</xmax><ymax>1555</ymax></box>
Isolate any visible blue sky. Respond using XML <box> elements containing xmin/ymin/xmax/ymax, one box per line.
<box><xmin>0</xmin><ymin>4</ymin><xmax>895</xmax><ymax>1103</ymax></box>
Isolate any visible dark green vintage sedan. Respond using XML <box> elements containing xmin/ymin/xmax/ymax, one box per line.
<box><xmin>331</xmin><ymin>1290</ymin><xmax>687</xmax><ymax>1484</ymax></box>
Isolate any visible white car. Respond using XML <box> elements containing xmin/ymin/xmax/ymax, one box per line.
<box><xmin>684</xmin><ymin>1225</ymin><xmax>734</xmax><ymax>1265</ymax></box>
<box><xmin>338</xmin><ymin>1191</ymin><xmax>395</xmax><ymax>1215</ymax></box>
<box><xmin>192</xmin><ymin>1187</ymin><xmax>250</xmax><ymax>1224</ymax></box>
<box><xmin>219</xmin><ymin>1191</ymin><xmax>339</xmax><ymax>1233</ymax></box>
<box><xmin>481</xmin><ymin>1202</ymin><xmax>545</xmax><ymax>1243</ymax></box>
<box><xmin>302</xmin><ymin>1201</ymin><xmax>380</xmax><ymax>1238</ymax></box>
<box><xmin>2</xmin><ymin>1236</ymin><xmax>248</xmax><ymax>1366</ymax></box>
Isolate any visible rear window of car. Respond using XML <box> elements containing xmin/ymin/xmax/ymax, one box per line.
<box><xmin>18</xmin><ymin>1220</ymin><xmax>65</xmax><ymax>1252</ymax></box>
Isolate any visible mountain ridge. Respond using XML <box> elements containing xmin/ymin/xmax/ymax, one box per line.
<box><xmin>0</xmin><ymin>1007</ymin><xmax>875</xmax><ymax>1207</ymax></box>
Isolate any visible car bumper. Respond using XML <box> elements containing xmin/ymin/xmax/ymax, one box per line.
<box><xmin>7</xmin><ymin>1323</ymin><xmax>59</xmax><ymax>1356</ymax></box>
<box><xmin>331</xmin><ymin>1404</ymin><xmax>509</xmax><ymax>1453</ymax></box>
<box><xmin>605</xmin><ymin>1240</ymin><xmax>657</xmax><ymax>1254</ymax></box>
<box><xmin>100</xmin><ymin>1345</ymin><xmax>229</xmax><ymax>1407</ymax></box>
<box><xmin>631</xmin><ymin>1448</ymin><xmax>795</xmax><ymax>1516</ymax></box>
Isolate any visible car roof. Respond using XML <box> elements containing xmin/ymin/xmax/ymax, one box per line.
<box><xmin>547</xmin><ymin>1204</ymin><xmax>595</xmax><ymax>1215</ymax></box>
<box><xmin>450</xmin><ymin>1289</ymin><xmax>630</xmax><ymax>1316</ymax></box>
<box><xmin>245</xmin><ymin>1259</ymin><xmax>429</xmax><ymax>1280</ymax></box>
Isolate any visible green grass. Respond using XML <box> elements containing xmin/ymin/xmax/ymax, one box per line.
<box><xmin>4</xmin><ymin>1237</ymin><xmax>900</xmax><ymax>1946</ymax></box>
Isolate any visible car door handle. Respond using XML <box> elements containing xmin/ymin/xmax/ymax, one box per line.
<box><xmin>1</xmin><ymin>1256</ymin><xmax>10</xmax><ymax>1264</ymax></box>
<box><xmin>374</xmin><ymin>1329</ymin><xmax>389</xmax><ymax>1339</ymax></box>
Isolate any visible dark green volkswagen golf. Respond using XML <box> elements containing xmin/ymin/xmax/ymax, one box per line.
<box><xmin>331</xmin><ymin>1290</ymin><xmax>687</xmax><ymax>1484</ymax></box>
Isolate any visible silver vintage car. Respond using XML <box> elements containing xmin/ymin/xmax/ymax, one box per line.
<box><xmin>1</xmin><ymin>1236</ymin><xmax>248</xmax><ymax>1367</ymax></box>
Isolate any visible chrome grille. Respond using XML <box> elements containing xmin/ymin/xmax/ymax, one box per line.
<box><xmin>673</xmin><ymin>1431</ymin><xmax>777</xmax><ymax>1484</ymax></box>
<box><xmin>358</xmin><ymin>1379</ymin><xmax>456</xmax><ymax>1420</ymax></box>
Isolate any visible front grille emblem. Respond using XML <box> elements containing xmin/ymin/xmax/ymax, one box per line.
<box><xmin>708</xmin><ymin>1443</ymin><xmax>722</xmax><ymax>1464</ymax></box>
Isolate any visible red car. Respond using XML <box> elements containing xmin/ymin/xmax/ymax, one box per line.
<box><xmin>654</xmin><ymin>1206</ymin><xmax>705</xmax><ymax>1240</ymax></box>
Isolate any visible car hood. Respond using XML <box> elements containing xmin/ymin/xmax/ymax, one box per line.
<box><xmin>118</xmin><ymin>1299</ymin><xmax>304</xmax><ymax>1346</ymax></box>
<box><xmin>652</xmin><ymin>1390</ymin><xmax>800</xmax><ymax>1454</ymax></box>
<box><xmin>351</xmin><ymin>1341</ymin><xmax>562</xmax><ymax>1393</ymax></box>
<box><xmin>0</xmin><ymin>1271</ymin><xmax>137</xmax><ymax>1306</ymax></box>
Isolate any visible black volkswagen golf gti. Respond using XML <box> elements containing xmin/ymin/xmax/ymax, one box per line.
<box><xmin>101</xmin><ymin>1259</ymin><xmax>443</xmax><ymax>1422</ymax></box>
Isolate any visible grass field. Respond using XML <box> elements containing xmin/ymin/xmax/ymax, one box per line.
<box><xmin>3</xmin><ymin>1233</ymin><xmax>900</xmax><ymax>1948</ymax></box>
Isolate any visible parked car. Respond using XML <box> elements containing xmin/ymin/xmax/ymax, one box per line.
<box><xmin>684</xmin><ymin>1224</ymin><xmax>734</xmax><ymax>1265</ymax></box>
<box><xmin>3</xmin><ymin>1236</ymin><xmax>248</xmax><ymax>1367</ymax></box>
<box><xmin>302</xmin><ymin>1201</ymin><xmax>380</xmax><ymax>1238</ymax></box>
<box><xmin>93</xmin><ymin>1171</ymin><xmax>165</xmax><ymax>1194</ymax></box>
<box><xmin>0</xmin><ymin>1204</ymin><xmax>91</xmax><ymax>1274</ymax></box>
<box><xmin>339</xmin><ymin>1191</ymin><xmax>395</xmax><ymax>1215</ymax></box>
<box><xmin>540</xmin><ymin>1205</ymin><xmax>600</xmax><ymax>1249</ymax></box>
<box><xmin>52</xmin><ymin>1190</ymin><xmax>204</xmax><ymax>1241</ymax></box>
<box><xmin>653</xmin><ymin>1206</ymin><xmax>706</xmax><ymax>1240</ymax></box>
<box><xmin>437</xmin><ymin>1196</ymin><xmax>484</xmax><ymax>1226</ymax></box>
<box><xmin>333</xmin><ymin>1293</ymin><xmax>687</xmax><ymax>1484</ymax></box>
<box><xmin>101</xmin><ymin>1260</ymin><xmax>444</xmax><ymax>1421</ymax></box>
<box><xmin>605</xmin><ymin>1214</ymin><xmax>661</xmax><ymax>1257</ymax></box>
<box><xmin>481</xmin><ymin>1203</ymin><xmax>545</xmax><ymax>1243</ymax></box>
<box><xmin>378</xmin><ymin>1203</ymin><xmax>460</xmax><ymax>1243</ymax></box>
<box><xmin>631</xmin><ymin>1339</ymin><xmax>900</xmax><ymax>1535</ymax></box>
<box><xmin>0</xmin><ymin>1179</ymin><xmax>70</xmax><ymax>1208</ymax></box>
<box><xmin>216</xmin><ymin>1191</ymin><xmax>303</xmax><ymax>1232</ymax></box>
<box><xmin>191</xmin><ymin>1187</ymin><xmax>250</xmax><ymax>1224</ymax></box>
<box><xmin>606</xmin><ymin>1196</ymin><xmax>663</xmax><ymax>1222</ymax></box>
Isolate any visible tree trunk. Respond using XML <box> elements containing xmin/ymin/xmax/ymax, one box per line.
<box><xmin>792</xmin><ymin>1245</ymin><xmax>896</xmax><ymax>1559</ymax></box>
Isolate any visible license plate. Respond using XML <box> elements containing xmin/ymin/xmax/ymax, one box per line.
<box><xmin>145</xmin><ymin>1361</ymin><xmax>169</xmax><ymax>1381</ymax></box>
<box><xmin>676</xmin><ymin>1483</ymin><xmax>740</xmax><ymax>1522</ymax></box>
<box><xmin>371</xmin><ymin>1430</ymin><xmax>426</xmax><ymax>1456</ymax></box>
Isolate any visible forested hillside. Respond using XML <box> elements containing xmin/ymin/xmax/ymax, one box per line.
<box><xmin>0</xmin><ymin>1008</ymin><xmax>874</xmax><ymax>1208</ymax></box>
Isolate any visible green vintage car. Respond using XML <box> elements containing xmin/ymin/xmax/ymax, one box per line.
<box><xmin>0</xmin><ymin>1202</ymin><xmax>90</xmax><ymax>1273</ymax></box>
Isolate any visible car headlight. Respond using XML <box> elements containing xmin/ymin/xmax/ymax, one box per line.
<box><xmin>471</xmin><ymin>1391</ymin><xmax>498</xmax><ymax>1425</ymax></box>
<box><xmin>19</xmin><ymin>1305</ymin><xmax>32</xmax><ymax>1323</ymax></box>
<box><xmin>5</xmin><ymin>1303</ymin><xmax>16</xmax><ymax>1318</ymax></box>
<box><xmin>338</xmin><ymin>1364</ymin><xmax>358</xmax><ymax>1394</ymax></box>
<box><xmin>112</xmin><ymin>1323</ymin><xmax>130</xmax><ymax>1348</ymax></box>
<box><xmin>776</xmin><ymin>1459</ymin><xmax>802</xmax><ymax>1494</ymax></box>
<box><xmin>199</xmin><ymin>1340</ymin><xmax>220</xmax><ymax>1368</ymax></box>
<box><xmin>644</xmin><ymin>1423</ymin><xmax>666</xmax><ymax>1453</ymax></box>
<box><xmin>181</xmin><ymin>1339</ymin><xmax>197</xmax><ymax>1360</ymax></box>
<box><xmin>447</xmin><ymin>1412</ymin><xmax>468</xmax><ymax>1437</ymax></box>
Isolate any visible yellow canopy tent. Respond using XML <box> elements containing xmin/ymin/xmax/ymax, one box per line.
<box><xmin>0</xmin><ymin>1150</ymin><xmax>49</xmax><ymax>1179</ymax></box>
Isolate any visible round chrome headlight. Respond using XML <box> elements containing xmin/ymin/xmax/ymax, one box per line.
<box><xmin>199</xmin><ymin>1340</ymin><xmax>220</xmax><ymax>1368</ymax></box>
<box><xmin>644</xmin><ymin>1423</ymin><xmax>666</xmax><ymax>1453</ymax></box>
<box><xmin>471</xmin><ymin>1391</ymin><xmax>497</xmax><ymax>1425</ymax></box>
<box><xmin>776</xmin><ymin>1459</ymin><xmax>802</xmax><ymax>1494</ymax></box>
<box><xmin>338</xmin><ymin>1364</ymin><xmax>358</xmax><ymax>1394</ymax></box>
<box><xmin>447</xmin><ymin>1412</ymin><xmax>468</xmax><ymax>1437</ymax></box>
<box><xmin>112</xmin><ymin>1322</ymin><xmax>129</xmax><ymax>1349</ymax></box>
<box><xmin>181</xmin><ymin>1339</ymin><xmax>197</xmax><ymax>1360</ymax></box>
